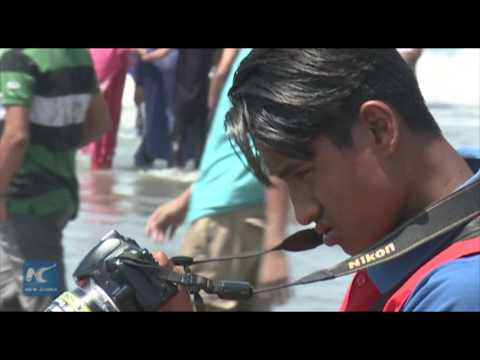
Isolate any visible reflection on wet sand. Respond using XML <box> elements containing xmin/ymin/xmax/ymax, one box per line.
<box><xmin>79</xmin><ymin>171</ymin><xmax>126</xmax><ymax>221</ymax></box>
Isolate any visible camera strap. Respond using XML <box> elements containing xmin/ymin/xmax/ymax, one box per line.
<box><xmin>173</xmin><ymin>178</ymin><xmax>480</xmax><ymax>298</ymax></box>
<box><xmin>252</xmin><ymin>178</ymin><xmax>480</xmax><ymax>295</ymax></box>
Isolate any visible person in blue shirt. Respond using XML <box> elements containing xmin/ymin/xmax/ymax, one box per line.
<box><xmin>146</xmin><ymin>49</ymin><xmax>290</xmax><ymax>311</ymax></box>
<box><xmin>367</xmin><ymin>149</ymin><xmax>480</xmax><ymax>311</ymax></box>
<box><xmin>131</xmin><ymin>48</ymin><xmax>181</xmax><ymax>169</ymax></box>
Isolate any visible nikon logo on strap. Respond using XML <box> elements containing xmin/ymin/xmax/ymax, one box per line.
<box><xmin>348</xmin><ymin>243</ymin><xmax>396</xmax><ymax>270</ymax></box>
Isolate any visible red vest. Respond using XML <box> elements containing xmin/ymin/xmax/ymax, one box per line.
<box><xmin>340</xmin><ymin>236</ymin><xmax>480</xmax><ymax>312</ymax></box>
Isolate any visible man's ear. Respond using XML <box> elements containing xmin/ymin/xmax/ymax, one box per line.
<box><xmin>358</xmin><ymin>100</ymin><xmax>399</xmax><ymax>154</ymax></box>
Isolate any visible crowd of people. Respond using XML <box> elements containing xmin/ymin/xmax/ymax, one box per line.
<box><xmin>80</xmin><ymin>48</ymin><xmax>225</xmax><ymax>171</ymax></box>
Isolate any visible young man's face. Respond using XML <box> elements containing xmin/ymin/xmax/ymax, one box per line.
<box><xmin>258</xmin><ymin>123</ymin><xmax>405</xmax><ymax>255</ymax></box>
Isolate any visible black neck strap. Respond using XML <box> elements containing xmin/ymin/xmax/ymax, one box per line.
<box><xmin>369</xmin><ymin>217</ymin><xmax>480</xmax><ymax>311</ymax></box>
<box><xmin>169</xmin><ymin>179</ymin><xmax>480</xmax><ymax>300</ymax></box>
<box><xmin>253</xmin><ymin>178</ymin><xmax>480</xmax><ymax>295</ymax></box>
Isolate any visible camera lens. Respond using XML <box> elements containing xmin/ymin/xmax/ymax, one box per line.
<box><xmin>45</xmin><ymin>279</ymin><xmax>120</xmax><ymax>312</ymax></box>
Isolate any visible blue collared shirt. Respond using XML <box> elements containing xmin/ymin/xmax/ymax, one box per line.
<box><xmin>367</xmin><ymin>157</ymin><xmax>480</xmax><ymax>311</ymax></box>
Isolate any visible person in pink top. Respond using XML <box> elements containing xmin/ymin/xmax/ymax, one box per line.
<box><xmin>83</xmin><ymin>48</ymin><xmax>132</xmax><ymax>169</ymax></box>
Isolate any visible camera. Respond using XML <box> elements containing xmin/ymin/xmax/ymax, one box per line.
<box><xmin>46</xmin><ymin>230</ymin><xmax>179</xmax><ymax>312</ymax></box>
<box><xmin>46</xmin><ymin>230</ymin><xmax>253</xmax><ymax>312</ymax></box>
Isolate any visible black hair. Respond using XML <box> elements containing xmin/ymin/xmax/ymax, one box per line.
<box><xmin>225</xmin><ymin>48</ymin><xmax>440</xmax><ymax>184</ymax></box>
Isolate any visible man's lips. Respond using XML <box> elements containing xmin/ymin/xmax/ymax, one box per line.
<box><xmin>315</xmin><ymin>223</ymin><xmax>336</xmax><ymax>246</ymax></box>
<box><xmin>315</xmin><ymin>223</ymin><xmax>332</xmax><ymax>235</ymax></box>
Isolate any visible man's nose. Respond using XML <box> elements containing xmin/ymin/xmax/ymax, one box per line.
<box><xmin>289</xmin><ymin>188</ymin><xmax>318</xmax><ymax>226</ymax></box>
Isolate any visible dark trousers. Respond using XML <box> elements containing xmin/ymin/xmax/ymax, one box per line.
<box><xmin>170</xmin><ymin>103</ymin><xmax>209</xmax><ymax>169</ymax></box>
<box><xmin>0</xmin><ymin>206</ymin><xmax>73</xmax><ymax>311</ymax></box>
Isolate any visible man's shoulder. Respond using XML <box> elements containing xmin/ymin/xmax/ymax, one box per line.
<box><xmin>403</xmin><ymin>254</ymin><xmax>480</xmax><ymax>311</ymax></box>
<box><xmin>0</xmin><ymin>49</ymin><xmax>33</xmax><ymax>68</ymax></box>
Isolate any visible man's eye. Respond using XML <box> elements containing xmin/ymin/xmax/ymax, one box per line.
<box><xmin>294</xmin><ymin>168</ymin><xmax>311</xmax><ymax>180</ymax></box>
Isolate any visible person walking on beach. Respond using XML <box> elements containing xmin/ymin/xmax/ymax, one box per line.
<box><xmin>0</xmin><ymin>48</ymin><xmax>110</xmax><ymax>311</ymax></box>
<box><xmin>82</xmin><ymin>48</ymin><xmax>132</xmax><ymax>170</ymax></box>
<box><xmin>146</xmin><ymin>49</ymin><xmax>291</xmax><ymax>311</ymax></box>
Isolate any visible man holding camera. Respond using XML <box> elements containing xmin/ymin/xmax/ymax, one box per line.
<box><xmin>158</xmin><ymin>49</ymin><xmax>480</xmax><ymax>312</ymax></box>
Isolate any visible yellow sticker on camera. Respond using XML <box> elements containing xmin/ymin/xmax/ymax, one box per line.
<box><xmin>58</xmin><ymin>291</ymin><xmax>91</xmax><ymax>312</ymax></box>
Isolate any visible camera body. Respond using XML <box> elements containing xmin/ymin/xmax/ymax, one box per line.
<box><xmin>46</xmin><ymin>230</ymin><xmax>178</xmax><ymax>312</ymax></box>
